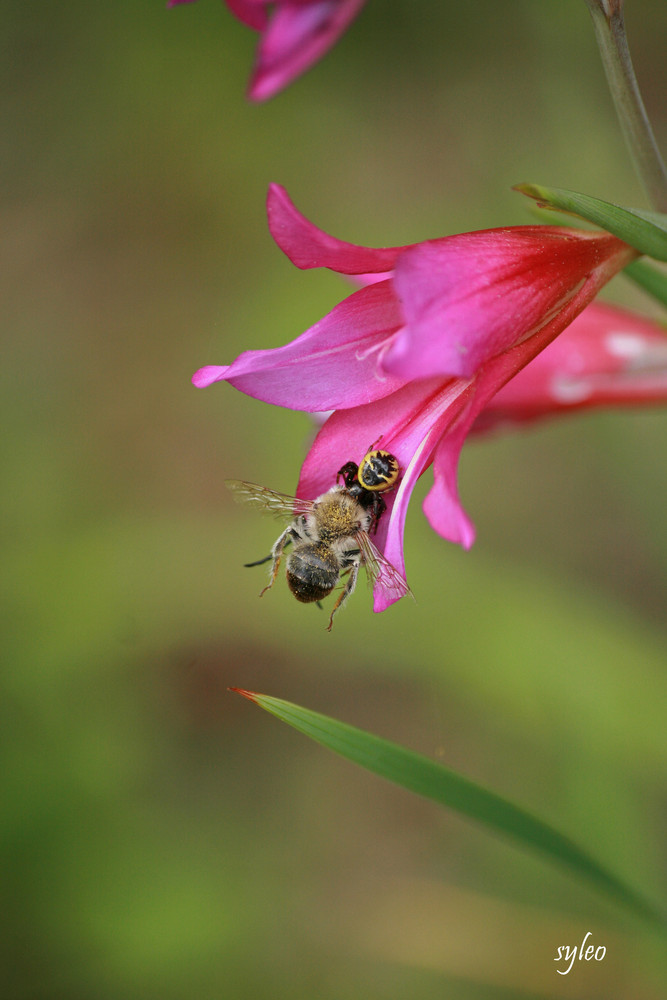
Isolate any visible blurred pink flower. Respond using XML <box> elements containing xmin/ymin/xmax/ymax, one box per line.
<box><xmin>168</xmin><ymin>0</ymin><xmax>366</xmax><ymax>101</ymax></box>
<box><xmin>194</xmin><ymin>185</ymin><xmax>639</xmax><ymax>609</ymax></box>
<box><xmin>471</xmin><ymin>301</ymin><xmax>667</xmax><ymax>434</ymax></box>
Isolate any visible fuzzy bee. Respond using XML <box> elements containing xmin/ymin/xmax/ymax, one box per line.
<box><xmin>227</xmin><ymin>450</ymin><xmax>411</xmax><ymax>630</ymax></box>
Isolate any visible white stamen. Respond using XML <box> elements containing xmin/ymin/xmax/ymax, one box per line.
<box><xmin>605</xmin><ymin>331</ymin><xmax>647</xmax><ymax>359</ymax></box>
<box><xmin>605</xmin><ymin>331</ymin><xmax>667</xmax><ymax>371</ymax></box>
<box><xmin>550</xmin><ymin>374</ymin><xmax>593</xmax><ymax>403</ymax></box>
<box><xmin>355</xmin><ymin>332</ymin><xmax>399</xmax><ymax>382</ymax></box>
<box><xmin>355</xmin><ymin>334</ymin><xmax>394</xmax><ymax>362</ymax></box>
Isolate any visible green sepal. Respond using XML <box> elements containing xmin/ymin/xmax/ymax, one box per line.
<box><xmin>515</xmin><ymin>183</ymin><xmax>667</xmax><ymax>262</ymax></box>
<box><xmin>232</xmin><ymin>689</ymin><xmax>665</xmax><ymax>928</ymax></box>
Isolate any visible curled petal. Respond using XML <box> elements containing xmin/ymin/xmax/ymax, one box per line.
<box><xmin>384</xmin><ymin>229</ymin><xmax>635</xmax><ymax>379</ymax></box>
<box><xmin>423</xmin><ymin>422</ymin><xmax>476</xmax><ymax>549</ymax></box>
<box><xmin>249</xmin><ymin>0</ymin><xmax>367</xmax><ymax>102</ymax></box>
<box><xmin>267</xmin><ymin>183</ymin><xmax>409</xmax><ymax>274</ymax></box>
<box><xmin>193</xmin><ymin>364</ymin><xmax>230</xmax><ymax>388</ymax></box>
<box><xmin>192</xmin><ymin>280</ymin><xmax>406</xmax><ymax>410</ymax></box>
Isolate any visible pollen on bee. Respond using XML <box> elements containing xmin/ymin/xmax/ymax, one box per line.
<box><xmin>317</xmin><ymin>498</ymin><xmax>361</xmax><ymax>542</ymax></box>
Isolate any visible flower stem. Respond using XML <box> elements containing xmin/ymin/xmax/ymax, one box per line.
<box><xmin>584</xmin><ymin>0</ymin><xmax>667</xmax><ymax>212</ymax></box>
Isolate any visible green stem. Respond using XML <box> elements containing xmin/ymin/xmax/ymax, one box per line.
<box><xmin>584</xmin><ymin>0</ymin><xmax>667</xmax><ymax>212</ymax></box>
<box><xmin>624</xmin><ymin>257</ymin><xmax>667</xmax><ymax>311</ymax></box>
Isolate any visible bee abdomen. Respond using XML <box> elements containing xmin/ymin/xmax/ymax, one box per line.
<box><xmin>286</xmin><ymin>544</ymin><xmax>338</xmax><ymax>603</ymax></box>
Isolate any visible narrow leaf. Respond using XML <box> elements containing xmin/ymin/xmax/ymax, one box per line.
<box><xmin>515</xmin><ymin>183</ymin><xmax>667</xmax><ymax>262</ymax></box>
<box><xmin>624</xmin><ymin>258</ymin><xmax>667</xmax><ymax>311</ymax></box>
<box><xmin>232</xmin><ymin>689</ymin><xmax>665</xmax><ymax>927</ymax></box>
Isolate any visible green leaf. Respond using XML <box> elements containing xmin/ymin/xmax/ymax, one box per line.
<box><xmin>515</xmin><ymin>183</ymin><xmax>667</xmax><ymax>261</ymax></box>
<box><xmin>624</xmin><ymin>258</ymin><xmax>667</xmax><ymax>311</ymax></box>
<box><xmin>232</xmin><ymin>689</ymin><xmax>666</xmax><ymax>928</ymax></box>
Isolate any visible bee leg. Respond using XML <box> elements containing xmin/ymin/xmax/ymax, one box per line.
<box><xmin>245</xmin><ymin>533</ymin><xmax>293</xmax><ymax>569</ymax></box>
<box><xmin>244</xmin><ymin>554</ymin><xmax>273</xmax><ymax>568</ymax></box>
<box><xmin>368</xmin><ymin>494</ymin><xmax>386</xmax><ymax>534</ymax></box>
<box><xmin>257</xmin><ymin>530</ymin><xmax>292</xmax><ymax>598</ymax></box>
<box><xmin>326</xmin><ymin>561</ymin><xmax>360</xmax><ymax>632</ymax></box>
<box><xmin>337</xmin><ymin>461</ymin><xmax>359</xmax><ymax>489</ymax></box>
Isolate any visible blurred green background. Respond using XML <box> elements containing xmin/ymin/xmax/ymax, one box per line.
<box><xmin>3</xmin><ymin>1</ymin><xmax>667</xmax><ymax>997</ymax></box>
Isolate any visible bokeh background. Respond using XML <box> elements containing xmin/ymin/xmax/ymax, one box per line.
<box><xmin>3</xmin><ymin>1</ymin><xmax>667</xmax><ymax>997</ymax></box>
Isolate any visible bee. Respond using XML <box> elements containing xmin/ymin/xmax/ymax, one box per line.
<box><xmin>227</xmin><ymin>449</ymin><xmax>411</xmax><ymax>630</ymax></box>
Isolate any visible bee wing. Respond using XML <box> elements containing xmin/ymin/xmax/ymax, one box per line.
<box><xmin>356</xmin><ymin>530</ymin><xmax>414</xmax><ymax>604</ymax></box>
<box><xmin>226</xmin><ymin>480</ymin><xmax>314</xmax><ymax>520</ymax></box>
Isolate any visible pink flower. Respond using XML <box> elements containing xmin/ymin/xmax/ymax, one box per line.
<box><xmin>168</xmin><ymin>0</ymin><xmax>367</xmax><ymax>101</ymax></box>
<box><xmin>471</xmin><ymin>301</ymin><xmax>667</xmax><ymax>434</ymax></box>
<box><xmin>194</xmin><ymin>185</ymin><xmax>638</xmax><ymax>610</ymax></box>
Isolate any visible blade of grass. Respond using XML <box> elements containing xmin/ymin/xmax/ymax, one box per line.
<box><xmin>231</xmin><ymin>689</ymin><xmax>665</xmax><ymax>928</ymax></box>
<box><xmin>514</xmin><ymin>183</ymin><xmax>667</xmax><ymax>261</ymax></box>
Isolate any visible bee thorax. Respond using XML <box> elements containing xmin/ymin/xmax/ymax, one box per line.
<box><xmin>312</xmin><ymin>489</ymin><xmax>368</xmax><ymax>543</ymax></box>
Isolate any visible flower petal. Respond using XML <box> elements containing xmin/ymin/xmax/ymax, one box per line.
<box><xmin>473</xmin><ymin>301</ymin><xmax>667</xmax><ymax>431</ymax></box>
<box><xmin>192</xmin><ymin>280</ymin><xmax>407</xmax><ymax>410</ymax></box>
<box><xmin>248</xmin><ymin>0</ymin><xmax>367</xmax><ymax>101</ymax></box>
<box><xmin>225</xmin><ymin>0</ymin><xmax>269</xmax><ymax>31</ymax></box>
<box><xmin>384</xmin><ymin>228</ymin><xmax>634</xmax><ymax>379</ymax></box>
<box><xmin>267</xmin><ymin>183</ymin><xmax>410</xmax><ymax>274</ymax></box>
<box><xmin>422</xmin><ymin>421</ymin><xmax>476</xmax><ymax>549</ymax></box>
